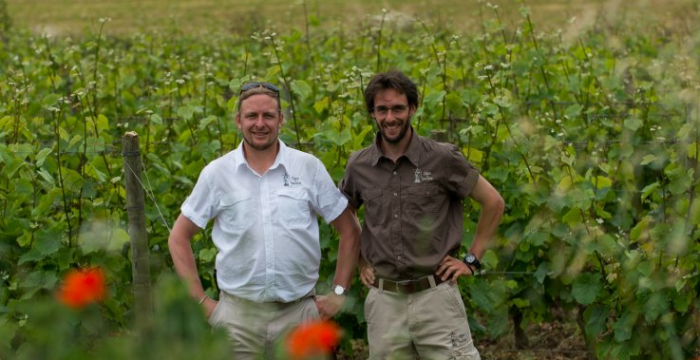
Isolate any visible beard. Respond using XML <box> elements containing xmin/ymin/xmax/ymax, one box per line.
<box><xmin>379</xmin><ymin>115</ymin><xmax>412</xmax><ymax>144</ymax></box>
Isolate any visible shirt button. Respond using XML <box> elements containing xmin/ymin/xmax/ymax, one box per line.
<box><xmin>397</xmin><ymin>255</ymin><xmax>402</xmax><ymax>260</ymax></box>
<box><xmin>393</xmin><ymin>171</ymin><xmax>397</xmax><ymax>175</ymax></box>
<box><xmin>393</xmin><ymin>192</ymin><xmax>398</xmax><ymax>197</ymax></box>
<box><xmin>394</xmin><ymin>214</ymin><xmax>398</xmax><ymax>218</ymax></box>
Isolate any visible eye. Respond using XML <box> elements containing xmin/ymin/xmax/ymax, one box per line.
<box><xmin>374</xmin><ymin>105</ymin><xmax>408</xmax><ymax>116</ymax></box>
<box><xmin>375</xmin><ymin>107</ymin><xmax>389</xmax><ymax>115</ymax></box>
<box><xmin>392</xmin><ymin>105</ymin><xmax>408</xmax><ymax>113</ymax></box>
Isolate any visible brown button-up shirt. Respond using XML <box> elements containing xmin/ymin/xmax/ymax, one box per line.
<box><xmin>340</xmin><ymin>131</ymin><xmax>480</xmax><ymax>280</ymax></box>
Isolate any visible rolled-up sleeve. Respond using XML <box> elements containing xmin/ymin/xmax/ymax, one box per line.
<box><xmin>338</xmin><ymin>154</ymin><xmax>363</xmax><ymax>211</ymax></box>
<box><xmin>312</xmin><ymin>159</ymin><xmax>348</xmax><ymax>223</ymax></box>
<box><xmin>180</xmin><ymin>168</ymin><xmax>217</xmax><ymax>229</ymax></box>
<box><xmin>444</xmin><ymin>146</ymin><xmax>480</xmax><ymax>198</ymax></box>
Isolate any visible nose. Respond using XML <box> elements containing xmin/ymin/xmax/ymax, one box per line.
<box><xmin>253</xmin><ymin>116</ymin><xmax>265</xmax><ymax>127</ymax></box>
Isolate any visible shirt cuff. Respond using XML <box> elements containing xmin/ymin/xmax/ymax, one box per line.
<box><xmin>463</xmin><ymin>169</ymin><xmax>480</xmax><ymax>196</ymax></box>
<box><xmin>323</xmin><ymin>194</ymin><xmax>349</xmax><ymax>223</ymax></box>
<box><xmin>180</xmin><ymin>203</ymin><xmax>208</xmax><ymax>229</ymax></box>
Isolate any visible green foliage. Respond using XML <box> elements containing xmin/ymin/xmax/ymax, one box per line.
<box><xmin>0</xmin><ymin>0</ymin><xmax>9</xmax><ymax>39</ymax></box>
<box><xmin>0</xmin><ymin>274</ymin><xmax>232</xmax><ymax>360</ymax></box>
<box><xmin>0</xmin><ymin>4</ymin><xmax>699</xmax><ymax>359</ymax></box>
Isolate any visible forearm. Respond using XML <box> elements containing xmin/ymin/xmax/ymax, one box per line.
<box><xmin>168</xmin><ymin>215</ymin><xmax>205</xmax><ymax>300</ymax></box>
<box><xmin>469</xmin><ymin>198</ymin><xmax>504</xmax><ymax>258</ymax></box>
<box><xmin>331</xmin><ymin>209</ymin><xmax>361</xmax><ymax>289</ymax></box>
<box><xmin>314</xmin><ymin>209</ymin><xmax>361</xmax><ymax>319</ymax></box>
<box><xmin>170</xmin><ymin>239</ymin><xmax>205</xmax><ymax>298</ymax></box>
<box><xmin>334</xmin><ymin>238</ymin><xmax>360</xmax><ymax>288</ymax></box>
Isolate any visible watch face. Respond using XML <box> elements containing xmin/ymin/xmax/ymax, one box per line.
<box><xmin>334</xmin><ymin>285</ymin><xmax>345</xmax><ymax>296</ymax></box>
<box><xmin>466</xmin><ymin>254</ymin><xmax>476</xmax><ymax>264</ymax></box>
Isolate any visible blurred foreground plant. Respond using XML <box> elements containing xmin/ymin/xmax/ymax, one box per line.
<box><xmin>57</xmin><ymin>267</ymin><xmax>106</xmax><ymax>309</ymax></box>
<box><xmin>1</xmin><ymin>273</ymin><xmax>232</xmax><ymax>360</ymax></box>
<box><xmin>287</xmin><ymin>320</ymin><xmax>342</xmax><ymax>359</ymax></box>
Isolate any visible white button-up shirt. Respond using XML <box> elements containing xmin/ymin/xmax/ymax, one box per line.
<box><xmin>181</xmin><ymin>141</ymin><xmax>348</xmax><ymax>303</ymax></box>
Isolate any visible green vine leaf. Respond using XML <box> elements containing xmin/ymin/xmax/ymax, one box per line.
<box><xmin>291</xmin><ymin>80</ymin><xmax>312</xmax><ymax>101</ymax></box>
<box><xmin>572</xmin><ymin>273</ymin><xmax>602</xmax><ymax>305</ymax></box>
<box><xmin>613</xmin><ymin>310</ymin><xmax>638</xmax><ymax>343</ymax></box>
<box><xmin>623</xmin><ymin>117</ymin><xmax>643</xmax><ymax>132</ymax></box>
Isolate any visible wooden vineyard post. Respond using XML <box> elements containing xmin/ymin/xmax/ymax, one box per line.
<box><xmin>430</xmin><ymin>129</ymin><xmax>448</xmax><ymax>143</ymax></box>
<box><xmin>122</xmin><ymin>131</ymin><xmax>153</xmax><ymax>329</ymax></box>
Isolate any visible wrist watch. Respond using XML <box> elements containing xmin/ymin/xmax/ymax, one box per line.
<box><xmin>333</xmin><ymin>285</ymin><xmax>347</xmax><ymax>296</ymax></box>
<box><xmin>463</xmin><ymin>253</ymin><xmax>482</xmax><ymax>270</ymax></box>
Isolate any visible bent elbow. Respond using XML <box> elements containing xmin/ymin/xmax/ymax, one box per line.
<box><xmin>491</xmin><ymin>194</ymin><xmax>506</xmax><ymax>215</ymax></box>
<box><xmin>167</xmin><ymin>234</ymin><xmax>178</xmax><ymax>249</ymax></box>
<box><xmin>167</xmin><ymin>234</ymin><xmax>181</xmax><ymax>255</ymax></box>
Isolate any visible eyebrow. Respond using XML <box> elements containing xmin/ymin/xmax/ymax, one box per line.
<box><xmin>242</xmin><ymin>109</ymin><xmax>278</xmax><ymax>116</ymax></box>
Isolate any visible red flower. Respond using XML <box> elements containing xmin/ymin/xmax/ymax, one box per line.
<box><xmin>287</xmin><ymin>320</ymin><xmax>342</xmax><ymax>359</ymax></box>
<box><xmin>57</xmin><ymin>267</ymin><xmax>106</xmax><ymax>309</ymax></box>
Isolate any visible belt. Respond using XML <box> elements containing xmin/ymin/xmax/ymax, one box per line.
<box><xmin>221</xmin><ymin>291</ymin><xmax>313</xmax><ymax>308</ymax></box>
<box><xmin>373</xmin><ymin>275</ymin><xmax>444</xmax><ymax>294</ymax></box>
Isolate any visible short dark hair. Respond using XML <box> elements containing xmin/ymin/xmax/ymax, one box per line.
<box><xmin>364</xmin><ymin>70</ymin><xmax>419</xmax><ymax>113</ymax></box>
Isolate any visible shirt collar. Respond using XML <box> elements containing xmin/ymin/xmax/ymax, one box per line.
<box><xmin>232</xmin><ymin>140</ymin><xmax>289</xmax><ymax>172</ymax></box>
<box><xmin>369</xmin><ymin>127</ymin><xmax>422</xmax><ymax>167</ymax></box>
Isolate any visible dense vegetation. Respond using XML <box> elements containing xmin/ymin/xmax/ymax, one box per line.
<box><xmin>1</xmin><ymin>2</ymin><xmax>699</xmax><ymax>359</ymax></box>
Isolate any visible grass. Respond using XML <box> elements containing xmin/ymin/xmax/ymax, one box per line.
<box><xmin>6</xmin><ymin>0</ymin><xmax>699</xmax><ymax>36</ymax></box>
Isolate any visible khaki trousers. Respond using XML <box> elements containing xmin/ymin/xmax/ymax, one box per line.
<box><xmin>365</xmin><ymin>281</ymin><xmax>481</xmax><ymax>360</ymax></box>
<box><xmin>208</xmin><ymin>291</ymin><xmax>319</xmax><ymax>360</ymax></box>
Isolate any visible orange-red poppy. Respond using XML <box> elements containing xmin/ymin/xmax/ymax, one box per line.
<box><xmin>58</xmin><ymin>267</ymin><xmax>106</xmax><ymax>309</ymax></box>
<box><xmin>287</xmin><ymin>320</ymin><xmax>342</xmax><ymax>359</ymax></box>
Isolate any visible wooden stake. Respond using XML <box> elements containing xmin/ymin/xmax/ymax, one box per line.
<box><xmin>122</xmin><ymin>131</ymin><xmax>152</xmax><ymax>328</ymax></box>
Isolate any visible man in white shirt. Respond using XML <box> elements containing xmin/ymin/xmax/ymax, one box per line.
<box><xmin>168</xmin><ymin>82</ymin><xmax>360</xmax><ymax>359</ymax></box>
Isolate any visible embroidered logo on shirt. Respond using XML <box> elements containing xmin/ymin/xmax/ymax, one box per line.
<box><xmin>283</xmin><ymin>173</ymin><xmax>302</xmax><ymax>186</ymax></box>
<box><xmin>414</xmin><ymin>168</ymin><xmax>433</xmax><ymax>183</ymax></box>
<box><xmin>414</xmin><ymin>168</ymin><xmax>422</xmax><ymax>183</ymax></box>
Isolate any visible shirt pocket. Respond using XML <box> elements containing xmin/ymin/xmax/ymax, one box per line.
<box><xmin>276</xmin><ymin>188</ymin><xmax>311</xmax><ymax>228</ymax></box>
<box><xmin>360</xmin><ymin>188</ymin><xmax>383</xmax><ymax>215</ymax></box>
<box><xmin>404</xmin><ymin>184</ymin><xmax>444</xmax><ymax>218</ymax></box>
<box><xmin>361</xmin><ymin>188</ymin><xmax>383</xmax><ymax>204</ymax></box>
<box><xmin>218</xmin><ymin>191</ymin><xmax>254</xmax><ymax>231</ymax></box>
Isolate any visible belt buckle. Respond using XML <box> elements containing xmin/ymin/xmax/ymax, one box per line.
<box><xmin>395</xmin><ymin>279</ymin><xmax>413</xmax><ymax>294</ymax></box>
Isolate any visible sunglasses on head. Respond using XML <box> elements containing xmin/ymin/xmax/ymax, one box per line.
<box><xmin>239</xmin><ymin>82</ymin><xmax>280</xmax><ymax>94</ymax></box>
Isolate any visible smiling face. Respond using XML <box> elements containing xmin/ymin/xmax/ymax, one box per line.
<box><xmin>236</xmin><ymin>94</ymin><xmax>283</xmax><ymax>153</ymax></box>
<box><xmin>371</xmin><ymin>88</ymin><xmax>416</xmax><ymax>144</ymax></box>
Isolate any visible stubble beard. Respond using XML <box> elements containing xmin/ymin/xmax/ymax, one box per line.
<box><xmin>380</xmin><ymin>115</ymin><xmax>411</xmax><ymax>144</ymax></box>
<box><xmin>243</xmin><ymin>128</ymin><xmax>278</xmax><ymax>152</ymax></box>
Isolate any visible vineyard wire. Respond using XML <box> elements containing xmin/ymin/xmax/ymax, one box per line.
<box><xmin>122</xmin><ymin>159</ymin><xmax>172</xmax><ymax>233</ymax></box>
<box><xmin>4</xmin><ymin>144</ymin><xmax>665</xmax><ymax>195</ymax></box>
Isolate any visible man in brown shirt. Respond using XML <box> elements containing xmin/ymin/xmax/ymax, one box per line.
<box><xmin>340</xmin><ymin>70</ymin><xmax>505</xmax><ymax>359</ymax></box>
